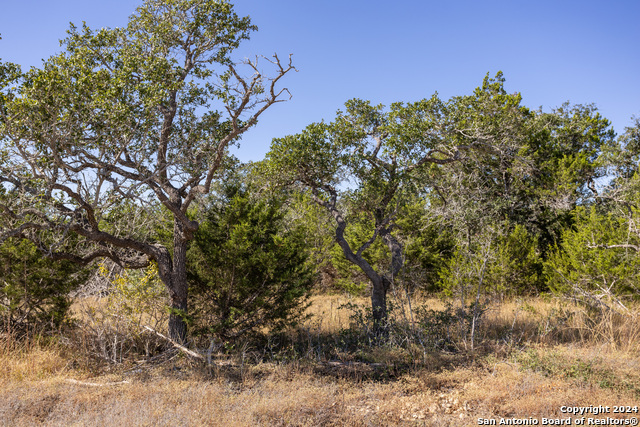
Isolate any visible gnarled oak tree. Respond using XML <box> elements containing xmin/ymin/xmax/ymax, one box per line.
<box><xmin>265</xmin><ymin>96</ymin><xmax>468</xmax><ymax>328</ymax></box>
<box><xmin>0</xmin><ymin>0</ymin><xmax>294</xmax><ymax>342</ymax></box>
<box><xmin>265</xmin><ymin>73</ymin><xmax>602</xmax><ymax>328</ymax></box>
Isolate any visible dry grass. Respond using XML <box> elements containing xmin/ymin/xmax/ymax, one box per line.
<box><xmin>0</xmin><ymin>333</ymin><xmax>76</xmax><ymax>385</ymax></box>
<box><xmin>1</xmin><ymin>294</ymin><xmax>639</xmax><ymax>426</ymax></box>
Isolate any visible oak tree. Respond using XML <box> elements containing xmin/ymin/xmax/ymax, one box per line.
<box><xmin>0</xmin><ymin>0</ymin><xmax>294</xmax><ymax>342</ymax></box>
<box><xmin>265</xmin><ymin>96</ymin><xmax>471</xmax><ymax>329</ymax></box>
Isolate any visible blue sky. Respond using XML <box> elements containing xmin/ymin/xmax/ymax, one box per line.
<box><xmin>1</xmin><ymin>0</ymin><xmax>638</xmax><ymax>162</ymax></box>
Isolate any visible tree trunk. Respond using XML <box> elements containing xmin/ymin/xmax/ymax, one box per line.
<box><xmin>369</xmin><ymin>227</ymin><xmax>403</xmax><ymax>331</ymax></box>
<box><xmin>168</xmin><ymin>287</ymin><xmax>188</xmax><ymax>343</ymax></box>
<box><xmin>320</xmin><ymin>192</ymin><xmax>397</xmax><ymax>336</ymax></box>
<box><xmin>154</xmin><ymin>218</ymin><xmax>191</xmax><ymax>344</ymax></box>
<box><xmin>169</xmin><ymin>219</ymin><xmax>190</xmax><ymax>343</ymax></box>
<box><xmin>335</xmin><ymin>234</ymin><xmax>390</xmax><ymax>329</ymax></box>
<box><xmin>371</xmin><ymin>275</ymin><xmax>390</xmax><ymax>327</ymax></box>
<box><xmin>154</xmin><ymin>247</ymin><xmax>188</xmax><ymax>344</ymax></box>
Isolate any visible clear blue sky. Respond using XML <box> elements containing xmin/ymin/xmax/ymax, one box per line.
<box><xmin>1</xmin><ymin>1</ymin><xmax>638</xmax><ymax>162</ymax></box>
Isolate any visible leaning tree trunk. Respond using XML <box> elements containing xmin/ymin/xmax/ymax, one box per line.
<box><xmin>317</xmin><ymin>189</ymin><xmax>405</xmax><ymax>336</ymax></box>
<box><xmin>333</xmin><ymin>224</ymin><xmax>391</xmax><ymax>331</ymax></box>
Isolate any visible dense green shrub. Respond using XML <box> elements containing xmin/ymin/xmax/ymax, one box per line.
<box><xmin>490</xmin><ymin>225</ymin><xmax>544</xmax><ymax>296</ymax></box>
<box><xmin>187</xmin><ymin>182</ymin><xmax>314</xmax><ymax>340</ymax></box>
<box><xmin>545</xmin><ymin>206</ymin><xmax>640</xmax><ymax>307</ymax></box>
<box><xmin>438</xmin><ymin>225</ymin><xmax>543</xmax><ymax>300</ymax></box>
<box><xmin>0</xmin><ymin>238</ymin><xmax>88</xmax><ymax>333</ymax></box>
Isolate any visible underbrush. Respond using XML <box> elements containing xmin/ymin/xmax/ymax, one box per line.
<box><xmin>2</xmin><ymin>294</ymin><xmax>639</xmax><ymax>425</ymax></box>
<box><xmin>0</xmin><ymin>332</ymin><xmax>72</xmax><ymax>384</ymax></box>
<box><xmin>4</xmin><ymin>294</ymin><xmax>639</xmax><ymax>375</ymax></box>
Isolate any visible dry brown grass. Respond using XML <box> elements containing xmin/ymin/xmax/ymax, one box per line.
<box><xmin>1</xmin><ymin>294</ymin><xmax>639</xmax><ymax>426</ymax></box>
<box><xmin>0</xmin><ymin>335</ymin><xmax>72</xmax><ymax>385</ymax></box>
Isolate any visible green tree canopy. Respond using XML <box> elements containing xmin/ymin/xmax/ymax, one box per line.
<box><xmin>265</xmin><ymin>74</ymin><xmax>531</xmax><ymax>327</ymax></box>
<box><xmin>0</xmin><ymin>0</ymin><xmax>294</xmax><ymax>342</ymax></box>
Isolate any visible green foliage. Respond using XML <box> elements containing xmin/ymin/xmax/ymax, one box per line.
<box><xmin>614</xmin><ymin>117</ymin><xmax>640</xmax><ymax>178</ymax></box>
<box><xmin>545</xmin><ymin>206</ymin><xmax>640</xmax><ymax>304</ymax></box>
<box><xmin>0</xmin><ymin>238</ymin><xmax>88</xmax><ymax>333</ymax></box>
<box><xmin>187</xmin><ymin>181</ymin><xmax>314</xmax><ymax>340</ymax></box>
<box><xmin>328</xmin><ymin>197</ymin><xmax>455</xmax><ymax>295</ymax></box>
<box><xmin>603</xmin><ymin>118</ymin><xmax>640</xmax><ymax>196</ymax></box>
<box><xmin>439</xmin><ymin>244</ymin><xmax>490</xmax><ymax>301</ymax></box>
<box><xmin>435</xmin><ymin>223</ymin><xmax>544</xmax><ymax>348</ymax></box>
<box><xmin>397</xmin><ymin>199</ymin><xmax>455</xmax><ymax>292</ymax></box>
<box><xmin>438</xmin><ymin>225</ymin><xmax>543</xmax><ymax>299</ymax></box>
<box><xmin>265</xmin><ymin>72</ymin><xmax>616</xmax><ymax>310</ymax></box>
<box><xmin>525</xmin><ymin>103</ymin><xmax>614</xmax><ymax>252</ymax></box>
<box><xmin>280</xmin><ymin>189</ymin><xmax>337</xmax><ymax>290</ymax></box>
<box><xmin>414</xmin><ymin>303</ymin><xmax>459</xmax><ymax>350</ymax></box>
<box><xmin>100</xmin><ymin>262</ymin><xmax>169</xmax><ymax>331</ymax></box>
<box><xmin>490</xmin><ymin>225</ymin><xmax>544</xmax><ymax>295</ymax></box>
<box><xmin>430</xmin><ymin>73</ymin><xmax>614</xmax><ymax>260</ymax></box>
<box><xmin>328</xmin><ymin>211</ymin><xmax>388</xmax><ymax>295</ymax></box>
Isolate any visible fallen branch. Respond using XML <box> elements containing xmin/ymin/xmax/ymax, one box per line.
<box><xmin>143</xmin><ymin>325</ymin><xmax>204</xmax><ymax>360</ymax></box>
<box><xmin>65</xmin><ymin>378</ymin><xmax>130</xmax><ymax>387</ymax></box>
